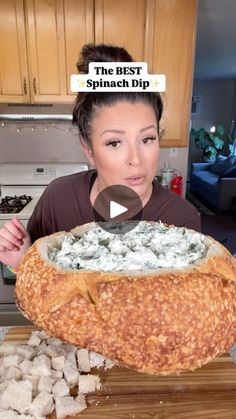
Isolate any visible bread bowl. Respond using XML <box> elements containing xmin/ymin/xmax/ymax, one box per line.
<box><xmin>15</xmin><ymin>221</ymin><xmax>236</xmax><ymax>375</ymax></box>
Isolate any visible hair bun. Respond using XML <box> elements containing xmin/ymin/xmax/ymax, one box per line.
<box><xmin>77</xmin><ymin>43</ymin><xmax>134</xmax><ymax>74</ymax></box>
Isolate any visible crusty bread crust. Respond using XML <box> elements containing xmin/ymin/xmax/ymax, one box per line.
<box><xmin>15</xmin><ymin>222</ymin><xmax>236</xmax><ymax>375</ymax></box>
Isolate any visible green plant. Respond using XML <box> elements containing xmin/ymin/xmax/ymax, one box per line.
<box><xmin>190</xmin><ymin>124</ymin><xmax>225</xmax><ymax>162</ymax></box>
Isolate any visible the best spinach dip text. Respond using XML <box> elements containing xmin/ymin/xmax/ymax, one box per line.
<box><xmin>49</xmin><ymin>222</ymin><xmax>208</xmax><ymax>272</ymax></box>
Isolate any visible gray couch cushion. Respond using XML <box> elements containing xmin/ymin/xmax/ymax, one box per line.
<box><xmin>224</xmin><ymin>165</ymin><xmax>236</xmax><ymax>177</ymax></box>
<box><xmin>209</xmin><ymin>155</ymin><xmax>236</xmax><ymax>177</ymax></box>
<box><xmin>209</xmin><ymin>155</ymin><xmax>226</xmax><ymax>175</ymax></box>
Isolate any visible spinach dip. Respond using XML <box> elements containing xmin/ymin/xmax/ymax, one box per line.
<box><xmin>48</xmin><ymin>222</ymin><xmax>208</xmax><ymax>272</ymax></box>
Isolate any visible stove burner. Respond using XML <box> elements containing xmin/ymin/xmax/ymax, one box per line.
<box><xmin>0</xmin><ymin>195</ymin><xmax>32</xmax><ymax>214</ymax></box>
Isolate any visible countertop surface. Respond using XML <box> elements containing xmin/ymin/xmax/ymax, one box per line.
<box><xmin>0</xmin><ymin>326</ymin><xmax>11</xmax><ymax>341</ymax></box>
<box><xmin>3</xmin><ymin>326</ymin><xmax>236</xmax><ymax>419</ymax></box>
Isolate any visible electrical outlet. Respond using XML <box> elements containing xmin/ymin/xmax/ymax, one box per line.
<box><xmin>169</xmin><ymin>148</ymin><xmax>178</xmax><ymax>158</ymax></box>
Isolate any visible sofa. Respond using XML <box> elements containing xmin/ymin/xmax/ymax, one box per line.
<box><xmin>190</xmin><ymin>155</ymin><xmax>236</xmax><ymax>211</ymax></box>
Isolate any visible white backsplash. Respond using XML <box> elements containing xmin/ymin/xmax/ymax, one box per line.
<box><xmin>0</xmin><ymin>121</ymin><xmax>188</xmax><ymax>194</ymax></box>
<box><xmin>0</xmin><ymin>122</ymin><xmax>86</xmax><ymax>164</ymax></box>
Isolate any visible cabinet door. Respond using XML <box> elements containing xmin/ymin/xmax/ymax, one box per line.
<box><xmin>25</xmin><ymin>0</ymin><xmax>68</xmax><ymax>102</ymax></box>
<box><xmin>95</xmin><ymin>0</ymin><xmax>146</xmax><ymax>61</ymax></box>
<box><xmin>25</xmin><ymin>0</ymin><xmax>94</xmax><ymax>102</ymax></box>
<box><xmin>64</xmin><ymin>0</ymin><xmax>94</xmax><ymax>98</ymax></box>
<box><xmin>0</xmin><ymin>0</ymin><xmax>30</xmax><ymax>103</ymax></box>
<box><xmin>147</xmin><ymin>0</ymin><xmax>197</xmax><ymax>147</ymax></box>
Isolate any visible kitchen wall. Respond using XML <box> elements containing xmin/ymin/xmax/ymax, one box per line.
<box><xmin>0</xmin><ymin>121</ymin><xmax>189</xmax><ymax>194</ymax></box>
<box><xmin>0</xmin><ymin>122</ymin><xmax>86</xmax><ymax>164</ymax></box>
<box><xmin>191</xmin><ymin>79</ymin><xmax>235</xmax><ymax>133</ymax></box>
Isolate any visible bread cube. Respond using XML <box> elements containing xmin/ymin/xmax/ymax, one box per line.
<box><xmin>37</xmin><ymin>330</ymin><xmax>50</xmax><ymax>340</ymax></box>
<box><xmin>27</xmin><ymin>332</ymin><xmax>41</xmax><ymax>347</ymax></box>
<box><xmin>46</xmin><ymin>344</ymin><xmax>65</xmax><ymax>358</ymax></box>
<box><xmin>16</xmin><ymin>345</ymin><xmax>35</xmax><ymax>360</ymax></box>
<box><xmin>23</xmin><ymin>374</ymin><xmax>40</xmax><ymax>392</ymax></box>
<box><xmin>89</xmin><ymin>351</ymin><xmax>106</xmax><ymax>368</ymax></box>
<box><xmin>104</xmin><ymin>358</ymin><xmax>115</xmax><ymax>370</ymax></box>
<box><xmin>63</xmin><ymin>363</ymin><xmax>79</xmax><ymax>388</ymax></box>
<box><xmin>51</xmin><ymin>355</ymin><xmax>65</xmax><ymax>371</ymax></box>
<box><xmin>78</xmin><ymin>374</ymin><xmax>101</xmax><ymax>394</ymax></box>
<box><xmin>0</xmin><ymin>365</ymin><xmax>5</xmax><ymax>379</ymax></box>
<box><xmin>0</xmin><ymin>379</ymin><xmax>14</xmax><ymax>392</ymax></box>
<box><xmin>52</xmin><ymin>379</ymin><xmax>70</xmax><ymax>397</ymax></box>
<box><xmin>19</xmin><ymin>359</ymin><xmax>33</xmax><ymax>375</ymax></box>
<box><xmin>38</xmin><ymin>375</ymin><xmax>53</xmax><ymax>393</ymax></box>
<box><xmin>0</xmin><ymin>391</ymin><xmax>10</xmax><ymax>410</ymax></box>
<box><xmin>4</xmin><ymin>366</ymin><xmax>22</xmax><ymax>381</ymax></box>
<box><xmin>62</xmin><ymin>343</ymin><xmax>77</xmax><ymax>354</ymax></box>
<box><xmin>50</xmin><ymin>368</ymin><xmax>63</xmax><ymax>381</ymax></box>
<box><xmin>46</xmin><ymin>337</ymin><xmax>63</xmax><ymax>346</ymax></box>
<box><xmin>65</xmin><ymin>351</ymin><xmax>77</xmax><ymax>369</ymax></box>
<box><xmin>32</xmin><ymin>354</ymin><xmax>51</xmax><ymax>376</ymax></box>
<box><xmin>77</xmin><ymin>348</ymin><xmax>91</xmax><ymax>372</ymax></box>
<box><xmin>29</xmin><ymin>390</ymin><xmax>54</xmax><ymax>417</ymax></box>
<box><xmin>0</xmin><ymin>412</ymin><xmax>35</xmax><ymax>419</ymax></box>
<box><xmin>2</xmin><ymin>379</ymin><xmax>32</xmax><ymax>413</ymax></box>
<box><xmin>0</xmin><ymin>344</ymin><xmax>17</xmax><ymax>356</ymax></box>
<box><xmin>2</xmin><ymin>354</ymin><xmax>23</xmax><ymax>368</ymax></box>
<box><xmin>55</xmin><ymin>395</ymin><xmax>87</xmax><ymax>419</ymax></box>
<box><xmin>37</xmin><ymin>341</ymin><xmax>47</xmax><ymax>355</ymax></box>
<box><xmin>0</xmin><ymin>410</ymin><xmax>20</xmax><ymax>419</ymax></box>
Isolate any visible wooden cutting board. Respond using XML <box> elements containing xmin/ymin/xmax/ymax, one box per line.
<box><xmin>4</xmin><ymin>326</ymin><xmax>236</xmax><ymax>419</ymax></box>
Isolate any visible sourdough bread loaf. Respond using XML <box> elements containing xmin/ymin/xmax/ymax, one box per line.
<box><xmin>15</xmin><ymin>221</ymin><xmax>236</xmax><ymax>375</ymax></box>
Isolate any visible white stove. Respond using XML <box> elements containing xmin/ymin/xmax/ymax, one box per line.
<box><xmin>0</xmin><ymin>193</ymin><xmax>41</xmax><ymax>224</ymax></box>
<box><xmin>0</xmin><ymin>163</ymin><xmax>89</xmax><ymax>224</ymax></box>
<box><xmin>0</xmin><ymin>162</ymin><xmax>89</xmax><ymax>325</ymax></box>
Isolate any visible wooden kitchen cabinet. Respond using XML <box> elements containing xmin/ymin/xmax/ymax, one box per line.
<box><xmin>0</xmin><ymin>0</ymin><xmax>30</xmax><ymax>102</ymax></box>
<box><xmin>25</xmin><ymin>0</ymin><xmax>94</xmax><ymax>102</ymax></box>
<box><xmin>95</xmin><ymin>0</ymin><xmax>147</xmax><ymax>61</ymax></box>
<box><xmin>95</xmin><ymin>0</ymin><xmax>197</xmax><ymax>147</ymax></box>
<box><xmin>0</xmin><ymin>0</ymin><xmax>94</xmax><ymax>103</ymax></box>
<box><xmin>25</xmin><ymin>0</ymin><xmax>68</xmax><ymax>102</ymax></box>
<box><xmin>0</xmin><ymin>0</ymin><xmax>197</xmax><ymax>147</ymax></box>
<box><xmin>0</xmin><ymin>0</ymin><xmax>147</xmax><ymax>103</ymax></box>
<box><xmin>146</xmin><ymin>0</ymin><xmax>197</xmax><ymax>146</ymax></box>
<box><xmin>64</xmin><ymin>0</ymin><xmax>94</xmax><ymax>97</ymax></box>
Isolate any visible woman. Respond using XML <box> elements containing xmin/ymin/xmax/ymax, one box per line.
<box><xmin>0</xmin><ymin>43</ymin><xmax>200</xmax><ymax>269</ymax></box>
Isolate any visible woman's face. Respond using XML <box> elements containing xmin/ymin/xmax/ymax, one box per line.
<box><xmin>82</xmin><ymin>101</ymin><xmax>159</xmax><ymax>203</ymax></box>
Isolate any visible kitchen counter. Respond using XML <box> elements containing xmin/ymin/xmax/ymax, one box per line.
<box><xmin>0</xmin><ymin>326</ymin><xmax>11</xmax><ymax>341</ymax></box>
<box><xmin>3</xmin><ymin>326</ymin><xmax>236</xmax><ymax>418</ymax></box>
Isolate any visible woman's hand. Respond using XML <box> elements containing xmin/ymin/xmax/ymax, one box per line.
<box><xmin>0</xmin><ymin>216</ymin><xmax>31</xmax><ymax>269</ymax></box>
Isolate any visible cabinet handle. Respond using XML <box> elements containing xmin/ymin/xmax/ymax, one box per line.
<box><xmin>23</xmin><ymin>78</ymin><xmax>27</xmax><ymax>95</ymax></box>
<box><xmin>33</xmin><ymin>78</ymin><xmax>37</xmax><ymax>94</ymax></box>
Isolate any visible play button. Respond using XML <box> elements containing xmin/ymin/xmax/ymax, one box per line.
<box><xmin>110</xmin><ymin>201</ymin><xmax>127</xmax><ymax>219</ymax></box>
<box><xmin>93</xmin><ymin>184</ymin><xmax>143</xmax><ymax>234</ymax></box>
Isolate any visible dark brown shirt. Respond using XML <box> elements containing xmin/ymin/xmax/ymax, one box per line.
<box><xmin>27</xmin><ymin>169</ymin><xmax>201</xmax><ymax>242</ymax></box>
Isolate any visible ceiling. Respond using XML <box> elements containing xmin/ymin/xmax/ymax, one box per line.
<box><xmin>194</xmin><ymin>0</ymin><xmax>236</xmax><ymax>79</ymax></box>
